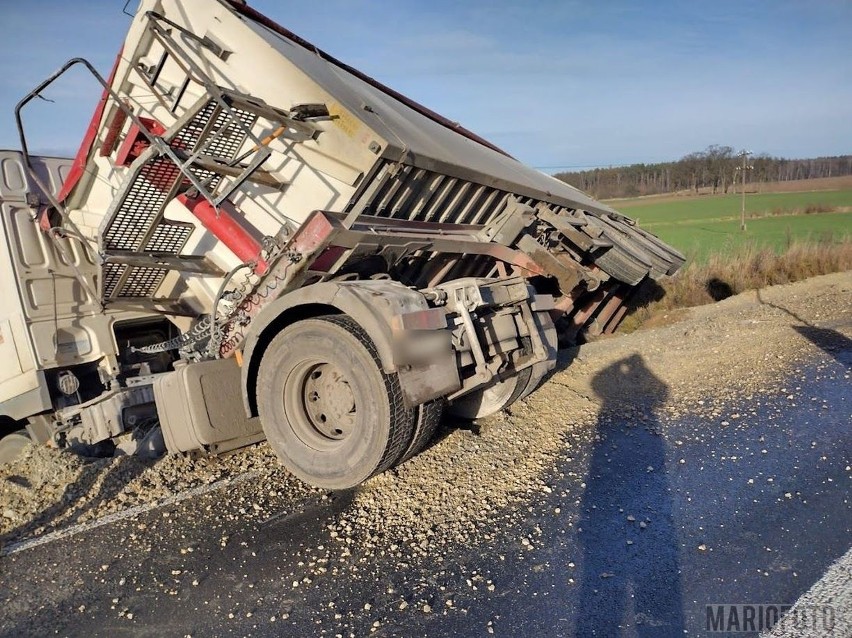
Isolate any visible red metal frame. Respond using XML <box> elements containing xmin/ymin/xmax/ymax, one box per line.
<box><xmin>177</xmin><ymin>195</ymin><xmax>269</xmax><ymax>274</ymax></box>
<box><xmin>219</xmin><ymin>211</ymin><xmax>341</xmax><ymax>357</ymax></box>
<box><xmin>56</xmin><ymin>50</ymin><xmax>123</xmax><ymax>203</ymax></box>
<box><xmin>115</xmin><ymin>117</ymin><xmax>166</xmax><ymax>166</ymax></box>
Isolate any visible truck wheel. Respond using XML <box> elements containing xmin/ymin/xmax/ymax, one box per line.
<box><xmin>398</xmin><ymin>399</ymin><xmax>444</xmax><ymax>465</ymax></box>
<box><xmin>256</xmin><ymin>315</ymin><xmax>414</xmax><ymax>489</ymax></box>
<box><xmin>447</xmin><ymin>367</ymin><xmax>532</xmax><ymax>420</ymax></box>
<box><xmin>594</xmin><ymin>245</ymin><xmax>650</xmax><ymax>286</ymax></box>
<box><xmin>0</xmin><ymin>430</ymin><xmax>32</xmax><ymax>465</ymax></box>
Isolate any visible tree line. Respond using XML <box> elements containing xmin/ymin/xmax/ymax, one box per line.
<box><xmin>554</xmin><ymin>146</ymin><xmax>852</xmax><ymax>199</ymax></box>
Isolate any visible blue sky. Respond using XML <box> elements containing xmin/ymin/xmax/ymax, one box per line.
<box><xmin>0</xmin><ymin>0</ymin><xmax>849</xmax><ymax>171</ymax></box>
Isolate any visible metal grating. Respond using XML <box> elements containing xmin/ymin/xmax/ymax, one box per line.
<box><xmin>119</xmin><ymin>266</ymin><xmax>167</xmax><ymax>298</ymax></box>
<box><xmin>99</xmin><ymin>96</ymin><xmax>259</xmax><ymax>300</ymax></box>
<box><xmin>172</xmin><ymin>101</ymin><xmax>218</xmax><ymax>150</ymax></box>
<box><xmin>356</xmin><ymin>161</ymin><xmax>513</xmax><ymax>226</ymax></box>
<box><xmin>187</xmin><ymin>164</ymin><xmax>221</xmax><ymax>193</ymax></box>
<box><xmin>145</xmin><ymin>220</ymin><xmax>194</xmax><ymax>253</ymax></box>
<box><xmin>201</xmin><ymin>106</ymin><xmax>257</xmax><ymax>160</ymax></box>
<box><xmin>102</xmin><ymin>263</ymin><xmax>127</xmax><ymax>298</ymax></box>
<box><xmin>172</xmin><ymin>101</ymin><xmax>258</xmax><ymax>194</ymax></box>
<box><xmin>103</xmin><ymin>157</ymin><xmax>182</xmax><ymax>251</ymax></box>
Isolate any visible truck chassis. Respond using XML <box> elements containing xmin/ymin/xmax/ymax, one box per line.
<box><xmin>1</xmin><ymin>0</ymin><xmax>684</xmax><ymax>488</ymax></box>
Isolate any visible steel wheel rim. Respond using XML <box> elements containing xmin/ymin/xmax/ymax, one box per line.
<box><xmin>284</xmin><ymin>358</ymin><xmax>357</xmax><ymax>449</ymax></box>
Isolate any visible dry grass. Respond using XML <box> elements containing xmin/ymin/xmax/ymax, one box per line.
<box><xmin>619</xmin><ymin>236</ymin><xmax>852</xmax><ymax>333</ymax></box>
<box><xmin>751</xmin><ymin>175</ymin><xmax>852</xmax><ymax>193</ymax></box>
<box><xmin>605</xmin><ymin>175</ymin><xmax>852</xmax><ymax>206</ymax></box>
<box><xmin>763</xmin><ymin>203</ymin><xmax>839</xmax><ymax>217</ymax></box>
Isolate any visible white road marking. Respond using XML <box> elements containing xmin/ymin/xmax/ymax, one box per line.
<box><xmin>0</xmin><ymin>470</ymin><xmax>261</xmax><ymax>557</ymax></box>
<box><xmin>762</xmin><ymin>546</ymin><xmax>852</xmax><ymax>637</ymax></box>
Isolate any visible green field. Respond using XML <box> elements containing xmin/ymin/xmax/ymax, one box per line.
<box><xmin>609</xmin><ymin>190</ymin><xmax>852</xmax><ymax>262</ymax></box>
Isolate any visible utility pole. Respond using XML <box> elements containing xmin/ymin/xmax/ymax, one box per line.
<box><xmin>736</xmin><ymin>150</ymin><xmax>752</xmax><ymax>231</ymax></box>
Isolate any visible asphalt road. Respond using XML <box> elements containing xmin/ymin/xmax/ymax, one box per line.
<box><xmin>1</xmin><ymin>327</ymin><xmax>849</xmax><ymax>637</ymax></box>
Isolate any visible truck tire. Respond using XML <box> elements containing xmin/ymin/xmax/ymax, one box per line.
<box><xmin>256</xmin><ymin>315</ymin><xmax>414</xmax><ymax>489</ymax></box>
<box><xmin>398</xmin><ymin>399</ymin><xmax>444</xmax><ymax>465</ymax></box>
<box><xmin>588</xmin><ymin>216</ymin><xmax>652</xmax><ymax>285</ymax></box>
<box><xmin>446</xmin><ymin>367</ymin><xmax>532</xmax><ymax>420</ymax></box>
<box><xmin>594</xmin><ymin>246</ymin><xmax>649</xmax><ymax>286</ymax></box>
<box><xmin>600</xmin><ymin>216</ymin><xmax>672</xmax><ymax>278</ymax></box>
<box><xmin>0</xmin><ymin>430</ymin><xmax>31</xmax><ymax>465</ymax></box>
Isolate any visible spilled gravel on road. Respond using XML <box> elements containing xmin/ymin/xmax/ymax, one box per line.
<box><xmin>0</xmin><ymin>441</ymin><xmax>291</xmax><ymax>539</ymax></box>
<box><xmin>325</xmin><ymin>271</ymin><xmax>850</xmax><ymax>556</ymax></box>
<box><xmin>1</xmin><ymin>271</ymin><xmax>850</xmax><ymax>556</ymax></box>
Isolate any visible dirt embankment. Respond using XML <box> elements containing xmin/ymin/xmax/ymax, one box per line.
<box><xmin>1</xmin><ymin>271</ymin><xmax>850</xmax><ymax>549</ymax></box>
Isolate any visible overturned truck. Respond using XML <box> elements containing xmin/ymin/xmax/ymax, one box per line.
<box><xmin>2</xmin><ymin>0</ymin><xmax>684</xmax><ymax>487</ymax></box>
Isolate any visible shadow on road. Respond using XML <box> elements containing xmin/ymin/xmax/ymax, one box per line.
<box><xmin>792</xmin><ymin>325</ymin><xmax>852</xmax><ymax>369</ymax></box>
<box><xmin>1</xmin><ymin>455</ymin><xmax>151</xmax><ymax>548</ymax></box>
<box><xmin>575</xmin><ymin>354</ymin><xmax>685</xmax><ymax>636</ymax></box>
<box><xmin>756</xmin><ymin>289</ymin><xmax>852</xmax><ymax>369</ymax></box>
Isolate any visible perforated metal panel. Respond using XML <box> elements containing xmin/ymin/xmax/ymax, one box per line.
<box><xmin>146</xmin><ymin>221</ymin><xmax>194</xmax><ymax>253</ymax></box>
<box><xmin>174</xmin><ymin>101</ymin><xmax>259</xmax><ymax>193</ymax></box>
<box><xmin>119</xmin><ymin>266</ymin><xmax>166</xmax><ymax>297</ymax></box>
<box><xmin>102</xmin><ymin>263</ymin><xmax>127</xmax><ymax>298</ymax></box>
<box><xmin>102</xmin><ymin>156</ymin><xmax>182</xmax><ymax>251</ymax></box>
<box><xmin>196</xmin><ymin>105</ymin><xmax>257</xmax><ymax>161</ymax></box>
<box><xmin>99</xmin><ymin>95</ymin><xmax>259</xmax><ymax>300</ymax></box>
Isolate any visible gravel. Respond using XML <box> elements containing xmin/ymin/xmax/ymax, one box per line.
<box><xmin>1</xmin><ymin>270</ymin><xmax>850</xmax><ymax>559</ymax></box>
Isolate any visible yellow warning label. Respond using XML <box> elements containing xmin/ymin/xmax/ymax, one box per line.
<box><xmin>328</xmin><ymin>102</ymin><xmax>360</xmax><ymax>138</ymax></box>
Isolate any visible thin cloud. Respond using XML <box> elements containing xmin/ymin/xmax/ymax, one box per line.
<box><xmin>0</xmin><ymin>0</ymin><xmax>849</xmax><ymax>165</ymax></box>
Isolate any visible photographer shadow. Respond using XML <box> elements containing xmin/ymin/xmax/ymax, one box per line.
<box><xmin>575</xmin><ymin>354</ymin><xmax>685</xmax><ymax>636</ymax></box>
